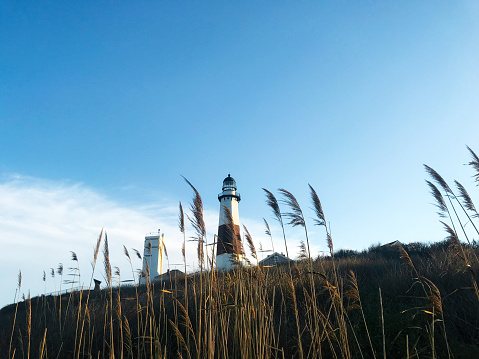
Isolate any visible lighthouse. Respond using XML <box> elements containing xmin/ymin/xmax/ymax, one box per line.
<box><xmin>216</xmin><ymin>174</ymin><xmax>243</xmax><ymax>270</ymax></box>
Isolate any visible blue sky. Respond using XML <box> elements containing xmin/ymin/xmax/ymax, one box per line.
<box><xmin>1</xmin><ymin>1</ymin><xmax>479</xmax><ymax>308</ymax></box>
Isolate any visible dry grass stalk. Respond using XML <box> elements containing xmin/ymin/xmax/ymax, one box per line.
<box><xmin>169</xmin><ymin>318</ymin><xmax>190</xmax><ymax>354</ymax></box>
<box><xmin>243</xmin><ymin>225</ymin><xmax>257</xmax><ymax>260</ymax></box>
<box><xmin>280</xmin><ymin>188</ymin><xmax>314</xmax><ymax>267</ymax></box>
<box><xmin>8</xmin><ymin>271</ymin><xmax>21</xmax><ymax>359</ymax></box>
<box><xmin>123</xmin><ymin>316</ymin><xmax>133</xmax><ymax>358</ymax></box>
<box><xmin>263</xmin><ymin>188</ymin><xmax>303</xmax><ymax>359</ymax></box>
<box><xmin>27</xmin><ymin>292</ymin><xmax>31</xmax><ymax>359</ymax></box>
<box><xmin>425</xmin><ymin>164</ymin><xmax>479</xmax><ymax>266</ymax></box>
<box><xmin>346</xmin><ymin>271</ymin><xmax>376</xmax><ymax>359</ymax></box>
<box><xmin>178</xmin><ymin>201</ymin><xmax>190</xmax><ymax>356</ymax></box>
<box><xmin>76</xmin><ymin>229</ymin><xmax>104</xmax><ymax>359</ymax></box>
<box><xmin>39</xmin><ymin>328</ymin><xmax>47</xmax><ymax>359</ymax></box>
<box><xmin>379</xmin><ymin>288</ymin><xmax>386</xmax><ymax>359</ymax></box>
<box><xmin>263</xmin><ymin>188</ymin><xmax>292</xmax><ymax>261</ymax></box>
<box><xmin>183</xmin><ymin>176</ymin><xmax>206</xmax><ymax>239</ymax></box>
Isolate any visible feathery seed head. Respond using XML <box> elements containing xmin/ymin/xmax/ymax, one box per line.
<box><xmin>467</xmin><ymin>145</ymin><xmax>479</xmax><ymax>184</ymax></box>
<box><xmin>442</xmin><ymin>221</ymin><xmax>459</xmax><ymax>244</ymax></box>
<box><xmin>455</xmin><ymin>180</ymin><xmax>478</xmax><ymax>216</ymax></box>
<box><xmin>263</xmin><ymin>188</ymin><xmax>282</xmax><ymax>223</ymax></box>
<box><xmin>309</xmin><ymin>184</ymin><xmax>326</xmax><ymax>226</ymax></box>
<box><xmin>326</xmin><ymin>232</ymin><xmax>333</xmax><ymax>252</ymax></box>
<box><xmin>123</xmin><ymin>245</ymin><xmax>130</xmax><ymax>260</ymax></box>
<box><xmin>395</xmin><ymin>242</ymin><xmax>415</xmax><ymax>270</ymax></box>
<box><xmin>183</xmin><ymin>176</ymin><xmax>206</xmax><ymax>238</ymax></box>
<box><xmin>92</xmin><ymin>229</ymin><xmax>103</xmax><ymax>265</ymax></box>
<box><xmin>279</xmin><ymin>188</ymin><xmax>305</xmax><ymax>227</ymax></box>
<box><xmin>27</xmin><ymin>292</ymin><xmax>31</xmax><ymax>334</ymax></box>
<box><xmin>57</xmin><ymin>263</ymin><xmax>63</xmax><ymax>276</ymax></box>
<box><xmin>133</xmin><ymin>248</ymin><xmax>142</xmax><ymax>260</ymax></box>
<box><xmin>441</xmin><ymin>221</ymin><xmax>469</xmax><ymax>265</ymax></box>
<box><xmin>426</xmin><ymin>180</ymin><xmax>448</xmax><ymax>218</ymax></box>
<box><xmin>243</xmin><ymin>225</ymin><xmax>257</xmax><ymax>260</ymax></box>
<box><xmin>298</xmin><ymin>240</ymin><xmax>307</xmax><ymax>260</ymax></box>
<box><xmin>263</xmin><ymin>218</ymin><xmax>271</xmax><ymax>236</ymax></box>
<box><xmin>424</xmin><ymin>164</ymin><xmax>452</xmax><ymax>193</ymax></box>
<box><xmin>345</xmin><ymin>271</ymin><xmax>361</xmax><ymax>310</ymax></box>
<box><xmin>197</xmin><ymin>236</ymin><xmax>204</xmax><ymax>266</ymax></box>
<box><xmin>103</xmin><ymin>232</ymin><xmax>112</xmax><ymax>285</ymax></box>
<box><xmin>178</xmin><ymin>201</ymin><xmax>185</xmax><ymax>233</ymax></box>
<box><xmin>423</xmin><ymin>277</ymin><xmax>443</xmax><ymax>316</ymax></box>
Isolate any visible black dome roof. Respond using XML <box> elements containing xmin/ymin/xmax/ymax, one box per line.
<box><xmin>223</xmin><ymin>174</ymin><xmax>235</xmax><ymax>183</ymax></box>
<box><xmin>222</xmin><ymin>174</ymin><xmax>236</xmax><ymax>189</ymax></box>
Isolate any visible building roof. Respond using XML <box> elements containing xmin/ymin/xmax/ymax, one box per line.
<box><xmin>259</xmin><ymin>252</ymin><xmax>292</xmax><ymax>266</ymax></box>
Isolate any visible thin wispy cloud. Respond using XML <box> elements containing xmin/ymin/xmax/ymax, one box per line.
<box><xmin>0</xmin><ymin>174</ymin><xmax>184</xmax><ymax>307</ymax></box>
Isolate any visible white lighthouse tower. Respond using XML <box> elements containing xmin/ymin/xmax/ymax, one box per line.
<box><xmin>140</xmin><ymin>230</ymin><xmax>164</xmax><ymax>283</ymax></box>
<box><xmin>216</xmin><ymin>174</ymin><xmax>243</xmax><ymax>270</ymax></box>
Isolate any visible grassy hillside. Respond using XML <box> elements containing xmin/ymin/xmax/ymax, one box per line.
<box><xmin>1</xmin><ymin>241</ymin><xmax>479</xmax><ymax>359</ymax></box>
<box><xmin>1</xmin><ymin>147</ymin><xmax>479</xmax><ymax>359</ymax></box>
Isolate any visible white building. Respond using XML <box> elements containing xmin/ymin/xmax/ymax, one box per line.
<box><xmin>139</xmin><ymin>231</ymin><xmax>164</xmax><ymax>283</ymax></box>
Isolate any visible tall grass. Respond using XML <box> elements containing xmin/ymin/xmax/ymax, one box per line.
<box><xmin>2</xmin><ymin>147</ymin><xmax>479</xmax><ymax>358</ymax></box>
